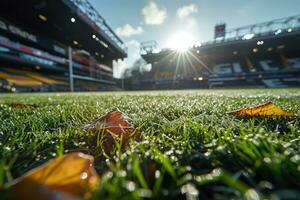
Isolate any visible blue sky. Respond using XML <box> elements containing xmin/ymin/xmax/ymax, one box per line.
<box><xmin>89</xmin><ymin>0</ymin><xmax>300</xmax><ymax>77</ymax></box>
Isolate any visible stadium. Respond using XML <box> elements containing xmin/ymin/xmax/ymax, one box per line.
<box><xmin>137</xmin><ymin>15</ymin><xmax>300</xmax><ymax>89</ymax></box>
<box><xmin>1</xmin><ymin>1</ymin><xmax>300</xmax><ymax>200</ymax></box>
<box><xmin>0</xmin><ymin>0</ymin><xmax>127</xmax><ymax>92</ymax></box>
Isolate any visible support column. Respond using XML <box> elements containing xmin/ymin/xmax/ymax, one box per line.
<box><xmin>68</xmin><ymin>46</ymin><xmax>74</xmax><ymax>92</ymax></box>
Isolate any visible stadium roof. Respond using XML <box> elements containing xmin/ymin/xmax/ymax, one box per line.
<box><xmin>141</xmin><ymin>14</ymin><xmax>300</xmax><ymax>57</ymax></box>
<box><xmin>0</xmin><ymin>0</ymin><xmax>127</xmax><ymax>60</ymax></box>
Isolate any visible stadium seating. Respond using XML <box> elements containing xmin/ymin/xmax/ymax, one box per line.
<box><xmin>25</xmin><ymin>72</ymin><xmax>59</xmax><ymax>85</ymax></box>
<box><xmin>0</xmin><ymin>70</ymin><xmax>43</xmax><ymax>92</ymax></box>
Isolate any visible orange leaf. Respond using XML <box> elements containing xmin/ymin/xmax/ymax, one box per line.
<box><xmin>227</xmin><ymin>102</ymin><xmax>294</xmax><ymax>117</ymax></box>
<box><xmin>83</xmin><ymin>108</ymin><xmax>135</xmax><ymax>138</ymax></box>
<box><xmin>9</xmin><ymin>153</ymin><xmax>99</xmax><ymax>200</ymax></box>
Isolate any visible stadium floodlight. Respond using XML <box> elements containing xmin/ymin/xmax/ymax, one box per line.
<box><xmin>73</xmin><ymin>40</ymin><xmax>79</xmax><ymax>45</ymax></box>
<box><xmin>288</xmin><ymin>28</ymin><xmax>293</xmax><ymax>32</ymax></box>
<box><xmin>275</xmin><ymin>29</ymin><xmax>282</xmax><ymax>35</ymax></box>
<box><xmin>71</xmin><ymin>17</ymin><xmax>76</xmax><ymax>23</ymax></box>
<box><xmin>38</xmin><ymin>14</ymin><xmax>47</xmax><ymax>22</ymax></box>
<box><xmin>92</xmin><ymin>34</ymin><xmax>96</xmax><ymax>39</ymax></box>
<box><xmin>99</xmin><ymin>40</ymin><xmax>109</xmax><ymax>48</ymax></box>
<box><xmin>242</xmin><ymin>33</ymin><xmax>255</xmax><ymax>40</ymax></box>
<box><xmin>257</xmin><ymin>41</ymin><xmax>264</xmax><ymax>45</ymax></box>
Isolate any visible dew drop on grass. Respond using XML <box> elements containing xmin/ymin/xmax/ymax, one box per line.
<box><xmin>263</xmin><ymin>157</ymin><xmax>271</xmax><ymax>163</ymax></box>
<box><xmin>139</xmin><ymin>189</ymin><xmax>152</xmax><ymax>198</ymax></box>
<box><xmin>79</xmin><ymin>141</ymin><xmax>86</xmax><ymax>146</ymax></box>
<box><xmin>155</xmin><ymin>170</ymin><xmax>161</xmax><ymax>178</ymax></box>
<box><xmin>290</xmin><ymin>155</ymin><xmax>300</xmax><ymax>163</ymax></box>
<box><xmin>284</xmin><ymin>149</ymin><xmax>292</xmax><ymax>156</ymax></box>
<box><xmin>80</xmin><ymin>172</ymin><xmax>88</xmax><ymax>180</ymax></box>
<box><xmin>181</xmin><ymin>183</ymin><xmax>199</xmax><ymax>200</ymax></box>
<box><xmin>259</xmin><ymin>181</ymin><xmax>273</xmax><ymax>190</ymax></box>
<box><xmin>175</xmin><ymin>150</ymin><xmax>183</xmax><ymax>155</ymax></box>
<box><xmin>186</xmin><ymin>166</ymin><xmax>192</xmax><ymax>171</ymax></box>
<box><xmin>118</xmin><ymin>170</ymin><xmax>127</xmax><ymax>177</ymax></box>
<box><xmin>244</xmin><ymin>189</ymin><xmax>260</xmax><ymax>200</ymax></box>
<box><xmin>127</xmin><ymin>164</ymin><xmax>132</xmax><ymax>171</ymax></box>
<box><xmin>106</xmin><ymin>171</ymin><xmax>113</xmax><ymax>179</ymax></box>
<box><xmin>4</xmin><ymin>146</ymin><xmax>11</xmax><ymax>151</ymax></box>
<box><xmin>125</xmin><ymin>181</ymin><xmax>135</xmax><ymax>192</ymax></box>
<box><xmin>204</xmin><ymin>152</ymin><xmax>211</xmax><ymax>157</ymax></box>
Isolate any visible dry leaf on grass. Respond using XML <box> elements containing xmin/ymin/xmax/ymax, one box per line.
<box><xmin>10</xmin><ymin>152</ymin><xmax>99</xmax><ymax>200</ymax></box>
<box><xmin>83</xmin><ymin>108</ymin><xmax>138</xmax><ymax>153</ymax></box>
<box><xmin>227</xmin><ymin>102</ymin><xmax>294</xmax><ymax>117</ymax></box>
<box><xmin>83</xmin><ymin>108</ymin><xmax>135</xmax><ymax>138</ymax></box>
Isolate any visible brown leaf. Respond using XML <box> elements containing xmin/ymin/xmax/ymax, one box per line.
<box><xmin>227</xmin><ymin>102</ymin><xmax>294</xmax><ymax>117</ymax></box>
<box><xmin>9</xmin><ymin>153</ymin><xmax>99</xmax><ymax>200</ymax></box>
<box><xmin>83</xmin><ymin>108</ymin><xmax>135</xmax><ymax>139</ymax></box>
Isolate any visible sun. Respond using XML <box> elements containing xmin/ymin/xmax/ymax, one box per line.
<box><xmin>167</xmin><ymin>31</ymin><xmax>195</xmax><ymax>52</ymax></box>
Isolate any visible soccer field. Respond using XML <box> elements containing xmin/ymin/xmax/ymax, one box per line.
<box><xmin>1</xmin><ymin>89</ymin><xmax>300</xmax><ymax>199</ymax></box>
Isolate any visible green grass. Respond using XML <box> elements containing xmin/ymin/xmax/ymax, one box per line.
<box><xmin>0</xmin><ymin>89</ymin><xmax>300</xmax><ymax>199</ymax></box>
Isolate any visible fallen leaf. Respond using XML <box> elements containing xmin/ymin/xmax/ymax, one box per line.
<box><xmin>227</xmin><ymin>102</ymin><xmax>294</xmax><ymax>117</ymax></box>
<box><xmin>83</xmin><ymin>108</ymin><xmax>135</xmax><ymax>138</ymax></box>
<box><xmin>9</xmin><ymin>152</ymin><xmax>99</xmax><ymax>200</ymax></box>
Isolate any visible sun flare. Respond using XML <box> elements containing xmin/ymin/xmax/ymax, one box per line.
<box><xmin>167</xmin><ymin>31</ymin><xmax>195</xmax><ymax>52</ymax></box>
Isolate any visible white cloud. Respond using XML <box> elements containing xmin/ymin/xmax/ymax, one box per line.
<box><xmin>115</xmin><ymin>24</ymin><xmax>143</xmax><ymax>38</ymax></box>
<box><xmin>142</xmin><ymin>1</ymin><xmax>167</xmax><ymax>25</ymax></box>
<box><xmin>113</xmin><ymin>40</ymin><xmax>141</xmax><ymax>78</ymax></box>
<box><xmin>186</xmin><ymin>17</ymin><xmax>197</xmax><ymax>30</ymax></box>
<box><xmin>177</xmin><ymin>4</ymin><xmax>198</xmax><ymax>19</ymax></box>
<box><xmin>113</xmin><ymin>59</ymin><xmax>127</xmax><ymax>78</ymax></box>
<box><xmin>125</xmin><ymin>40</ymin><xmax>140</xmax><ymax>47</ymax></box>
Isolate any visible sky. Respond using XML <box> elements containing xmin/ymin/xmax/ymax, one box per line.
<box><xmin>89</xmin><ymin>0</ymin><xmax>300</xmax><ymax>78</ymax></box>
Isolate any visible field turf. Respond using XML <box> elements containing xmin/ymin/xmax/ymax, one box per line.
<box><xmin>0</xmin><ymin>89</ymin><xmax>300</xmax><ymax>199</ymax></box>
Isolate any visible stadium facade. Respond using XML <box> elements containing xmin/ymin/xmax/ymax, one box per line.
<box><xmin>0</xmin><ymin>0</ymin><xmax>127</xmax><ymax>92</ymax></box>
<box><xmin>137</xmin><ymin>15</ymin><xmax>300</xmax><ymax>89</ymax></box>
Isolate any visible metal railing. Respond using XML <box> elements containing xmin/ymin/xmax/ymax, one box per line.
<box><xmin>69</xmin><ymin>0</ymin><xmax>127</xmax><ymax>53</ymax></box>
<box><xmin>202</xmin><ymin>14</ymin><xmax>300</xmax><ymax>46</ymax></box>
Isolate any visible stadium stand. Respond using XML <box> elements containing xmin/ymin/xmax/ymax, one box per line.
<box><xmin>139</xmin><ymin>15</ymin><xmax>300</xmax><ymax>89</ymax></box>
<box><xmin>0</xmin><ymin>0</ymin><xmax>127</xmax><ymax>92</ymax></box>
<box><xmin>25</xmin><ymin>71</ymin><xmax>59</xmax><ymax>85</ymax></box>
<box><xmin>0</xmin><ymin>70</ymin><xmax>43</xmax><ymax>92</ymax></box>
